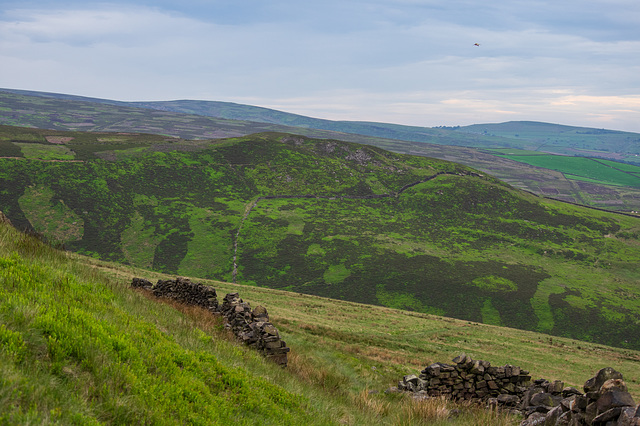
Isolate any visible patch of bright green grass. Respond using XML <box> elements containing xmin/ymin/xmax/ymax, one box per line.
<box><xmin>496</xmin><ymin>154</ymin><xmax>640</xmax><ymax>188</ymax></box>
<box><xmin>15</xmin><ymin>143</ymin><xmax>75</xmax><ymax>160</ymax></box>
<box><xmin>18</xmin><ymin>184</ymin><xmax>84</xmax><ymax>243</ymax></box>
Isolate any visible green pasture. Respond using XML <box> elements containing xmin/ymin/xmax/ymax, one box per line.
<box><xmin>495</xmin><ymin>154</ymin><xmax>640</xmax><ymax>188</ymax></box>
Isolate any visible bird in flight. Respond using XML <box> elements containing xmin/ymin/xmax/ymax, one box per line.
<box><xmin>474</xmin><ymin>43</ymin><xmax>480</xmax><ymax>47</ymax></box>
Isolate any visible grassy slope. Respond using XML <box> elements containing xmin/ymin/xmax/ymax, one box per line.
<box><xmin>2</xmin><ymin>129</ymin><xmax>640</xmax><ymax>350</ymax></box>
<box><xmin>3</xmin><ymin>220</ymin><xmax>640</xmax><ymax>425</ymax></box>
<box><xmin>0</xmin><ymin>220</ymin><xmax>525</xmax><ymax>425</ymax></box>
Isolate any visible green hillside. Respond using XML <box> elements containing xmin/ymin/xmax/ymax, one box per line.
<box><xmin>5</xmin><ymin>89</ymin><xmax>640</xmax><ymax>213</ymax></box>
<box><xmin>2</xmin><ymin>126</ymin><xmax>640</xmax><ymax>350</ymax></box>
<box><xmin>4</xmin><ymin>214</ymin><xmax>640</xmax><ymax>425</ymax></box>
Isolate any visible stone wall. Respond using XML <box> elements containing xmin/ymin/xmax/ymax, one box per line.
<box><xmin>398</xmin><ymin>354</ymin><xmax>640</xmax><ymax>425</ymax></box>
<box><xmin>131</xmin><ymin>277</ymin><xmax>290</xmax><ymax>366</ymax></box>
<box><xmin>398</xmin><ymin>353</ymin><xmax>532</xmax><ymax>400</ymax></box>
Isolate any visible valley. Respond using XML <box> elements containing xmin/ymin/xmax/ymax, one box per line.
<box><xmin>1</xmin><ymin>125</ymin><xmax>639</xmax><ymax>351</ymax></box>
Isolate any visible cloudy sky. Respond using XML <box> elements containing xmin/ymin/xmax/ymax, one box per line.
<box><xmin>1</xmin><ymin>0</ymin><xmax>639</xmax><ymax>131</ymax></box>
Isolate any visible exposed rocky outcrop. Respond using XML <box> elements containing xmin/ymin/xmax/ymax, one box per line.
<box><xmin>131</xmin><ymin>277</ymin><xmax>289</xmax><ymax>366</ymax></box>
<box><xmin>398</xmin><ymin>354</ymin><xmax>640</xmax><ymax>425</ymax></box>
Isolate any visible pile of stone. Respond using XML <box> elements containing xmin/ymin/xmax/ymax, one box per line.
<box><xmin>132</xmin><ymin>276</ymin><xmax>218</xmax><ymax>311</ymax></box>
<box><xmin>519</xmin><ymin>367</ymin><xmax>640</xmax><ymax>426</ymax></box>
<box><xmin>219</xmin><ymin>293</ymin><xmax>290</xmax><ymax>366</ymax></box>
<box><xmin>398</xmin><ymin>354</ymin><xmax>640</xmax><ymax>425</ymax></box>
<box><xmin>398</xmin><ymin>353</ymin><xmax>532</xmax><ymax>400</ymax></box>
<box><xmin>131</xmin><ymin>277</ymin><xmax>289</xmax><ymax>366</ymax></box>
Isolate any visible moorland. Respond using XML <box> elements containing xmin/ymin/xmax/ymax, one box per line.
<box><xmin>1</xmin><ymin>124</ymin><xmax>640</xmax><ymax>351</ymax></box>
<box><xmin>3</xmin><ymin>89</ymin><xmax>640</xmax><ymax>424</ymax></box>
<box><xmin>2</xmin><ymin>216</ymin><xmax>640</xmax><ymax>424</ymax></box>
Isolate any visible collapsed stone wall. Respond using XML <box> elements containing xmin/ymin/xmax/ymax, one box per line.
<box><xmin>398</xmin><ymin>353</ymin><xmax>640</xmax><ymax>425</ymax></box>
<box><xmin>131</xmin><ymin>277</ymin><xmax>290</xmax><ymax>366</ymax></box>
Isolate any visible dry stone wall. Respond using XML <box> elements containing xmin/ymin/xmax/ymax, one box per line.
<box><xmin>398</xmin><ymin>354</ymin><xmax>640</xmax><ymax>425</ymax></box>
<box><xmin>131</xmin><ymin>277</ymin><xmax>290</xmax><ymax>366</ymax></box>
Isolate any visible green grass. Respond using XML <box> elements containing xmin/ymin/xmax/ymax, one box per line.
<box><xmin>0</xmin><ymin>220</ymin><xmax>527</xmax><ymax>425</ymax></box>
<box><xmin>494</xmin><ymin>154</ymin><xmax>640</xmax><ymax>188</ymax></box>
<box><xmin>15</xmin><ymin>143</ymin><xmax>76</xmax><ymax>160</ymax></box>
<box><xmin>6</xmin><ymin>220</ymin><xmax>640</xmax><ymax>424</ymax></box>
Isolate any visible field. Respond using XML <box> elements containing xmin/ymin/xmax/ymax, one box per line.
<box><xmin>488</xmin><ymin>152</ymin><xmax>640</xmax><ymax>188</ymax></box>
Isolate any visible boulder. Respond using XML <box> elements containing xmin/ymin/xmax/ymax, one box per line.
<box><xmin>584</xmin><ymin>367</ymin><xmax>623</xmax><ymax>393</ymax></box>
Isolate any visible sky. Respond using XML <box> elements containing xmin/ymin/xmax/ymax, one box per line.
<box><xmin>1</xmin><ymin>0</ymin><xmax>639</xmax><ymax>132</ymax></box>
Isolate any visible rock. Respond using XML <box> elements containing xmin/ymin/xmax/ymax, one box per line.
<box><xmin>584</xmin><ymin>368</ymin><xmax>623</xmax><ymax>393</ymax></box>
<box><xmin>562</xmin><ymin>387</ymin><xmax>582</xmax><ymax>398</ymax></box>
<box><xmin>600</xmin><ymin>378</ymin><xmax>627</xmax><ymax>393</ymax></box>
<box><xmin>398</xmin><ymin>359</ymin><xmax>636</xmax><ymax>426</ymax></box>
<box><xmin>596</xmin><ymin>389</ymin><xmax>635</xmax><ymax>413</ymax></box>
<box><xmin>618</xmin><ymin>406</ymin><xmax>640</xmax><ymax>426</ymax></box>
<box><xmin>530</xmin><ymin>392</ymin><xmax>562</xmax><ymax>408</ymax></box>
<box><xmin>519</xmin><ymin>412</ymin><xmax>546</xmax><ymax>425</ymax></box>
<box><xmin>591</xmin><ymin>406</ymin><xmax>623</xmax><ymax>424</ymax></box>
<box><xmin>131</xmin><ymin>277</ymin><xmax>153</xmax><ymax>289</ymax></box>
<box><xmin>544</xmin><ymin>405</ymin><xmax>566</xmax><ymax>425</ymax></box>
<box><xmin>497</xmin><ymin>394</ymin><xmax>520</xmax><ymax>406</ymax></box>
<box><xmin>131</xmin><ymin>277</ymin><xmax>289</xmax><ymax>366</ymax></box>
<box><xmin>548</xmin><ymin>380</ymin><xmax>565</xmax><ymax>394</ymax></box>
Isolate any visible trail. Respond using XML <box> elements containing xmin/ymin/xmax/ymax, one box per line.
<box><xmin>232</xmin><ymin>198</ymin><xmax>260</xmax><ymax>283</ymax></box>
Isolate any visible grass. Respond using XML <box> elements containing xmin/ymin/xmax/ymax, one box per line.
<box><xmin>3</xmin><ymin>130</ymin><xmax>640</xmax><ymax>350</ymax></box>
<box><xmin>0</xmin><ymin>220</ymin><xmax>528</xmax><ymax>424</ymax></box>
<box><xmin>4</xmin><ymin>218</ymin><xmax>640</xmax><ymax>424</ymax></box>
<box><xmin>494</xmin><ymin>154</ymin><xmax>640</xmax><ymax>188</ymax></box>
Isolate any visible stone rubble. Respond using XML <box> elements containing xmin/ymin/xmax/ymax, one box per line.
<box><xmin>131</xmin><ymin>277</ymin><xmax>289</xmax><ymax>366</ymax></box>
<box><xmin>398</xmin><ymin>354</ymin><xmax>640</xmax><ymax>425</ymax></box>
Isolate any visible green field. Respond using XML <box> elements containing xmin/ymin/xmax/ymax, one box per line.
<box><xmin>494</xmin><ymin>154</ymin><xmax>640</xmax><ymax>188</ymax></box>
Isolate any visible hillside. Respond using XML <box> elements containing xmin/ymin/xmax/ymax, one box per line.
<box><xmin>1</xmin><ymin>126</ymin><xmax>640</xmax><ymax>350</ymax></box>
<box><xmin>3</xmin><ymin>89</ymin><xmax>640</xmax><ymax>212</ymax></box>
<box><xmin>4</xmin><ymin>216</ymin><xmax>640</xmax><ymax>424</ymax></box>
<box><xmin>5</xmin><ymin>88</ymin><xmax>640</xmax><ymax>159</ymax></box>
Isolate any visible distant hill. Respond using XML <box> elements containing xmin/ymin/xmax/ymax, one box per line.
<box><xmin>5</xmin><ymin>88</ymin><xmax>639</xmax><ymax>158</ymax></box>
<box><xmin>3</xmin><ymin>89</ymin><xmax>640</xmax><ymax>212</ymax></box>
<box><xmin>2</xmin><ymin>125</ymin><xmax>640</xmax><ymax>350</ymax></box>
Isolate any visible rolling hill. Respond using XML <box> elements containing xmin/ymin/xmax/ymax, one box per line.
<box><xmin>1</xmin><ymin>125</ymin><xmax>640</xmax><ymax>351</ymax></box>
<box><xmin>3</xmin><ymin>88</ymin><xmax>640</xmax><ymax>212</ymax></box>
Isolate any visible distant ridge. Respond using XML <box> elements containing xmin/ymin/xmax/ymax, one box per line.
<box><xmin>4</xmin><ymin>88</ymin><xmax>638</xmax><ymax>153</ymax></box>
<box><xmin>3</xmin><ymin>88</ymin><xmax>640</xmax><ymax>212</ymax></box>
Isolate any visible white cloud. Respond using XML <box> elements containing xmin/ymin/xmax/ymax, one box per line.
<box><xmin>0</xmin><ymin>1</ymin><xmax>638</xmax><ymax>132</ymax></box>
